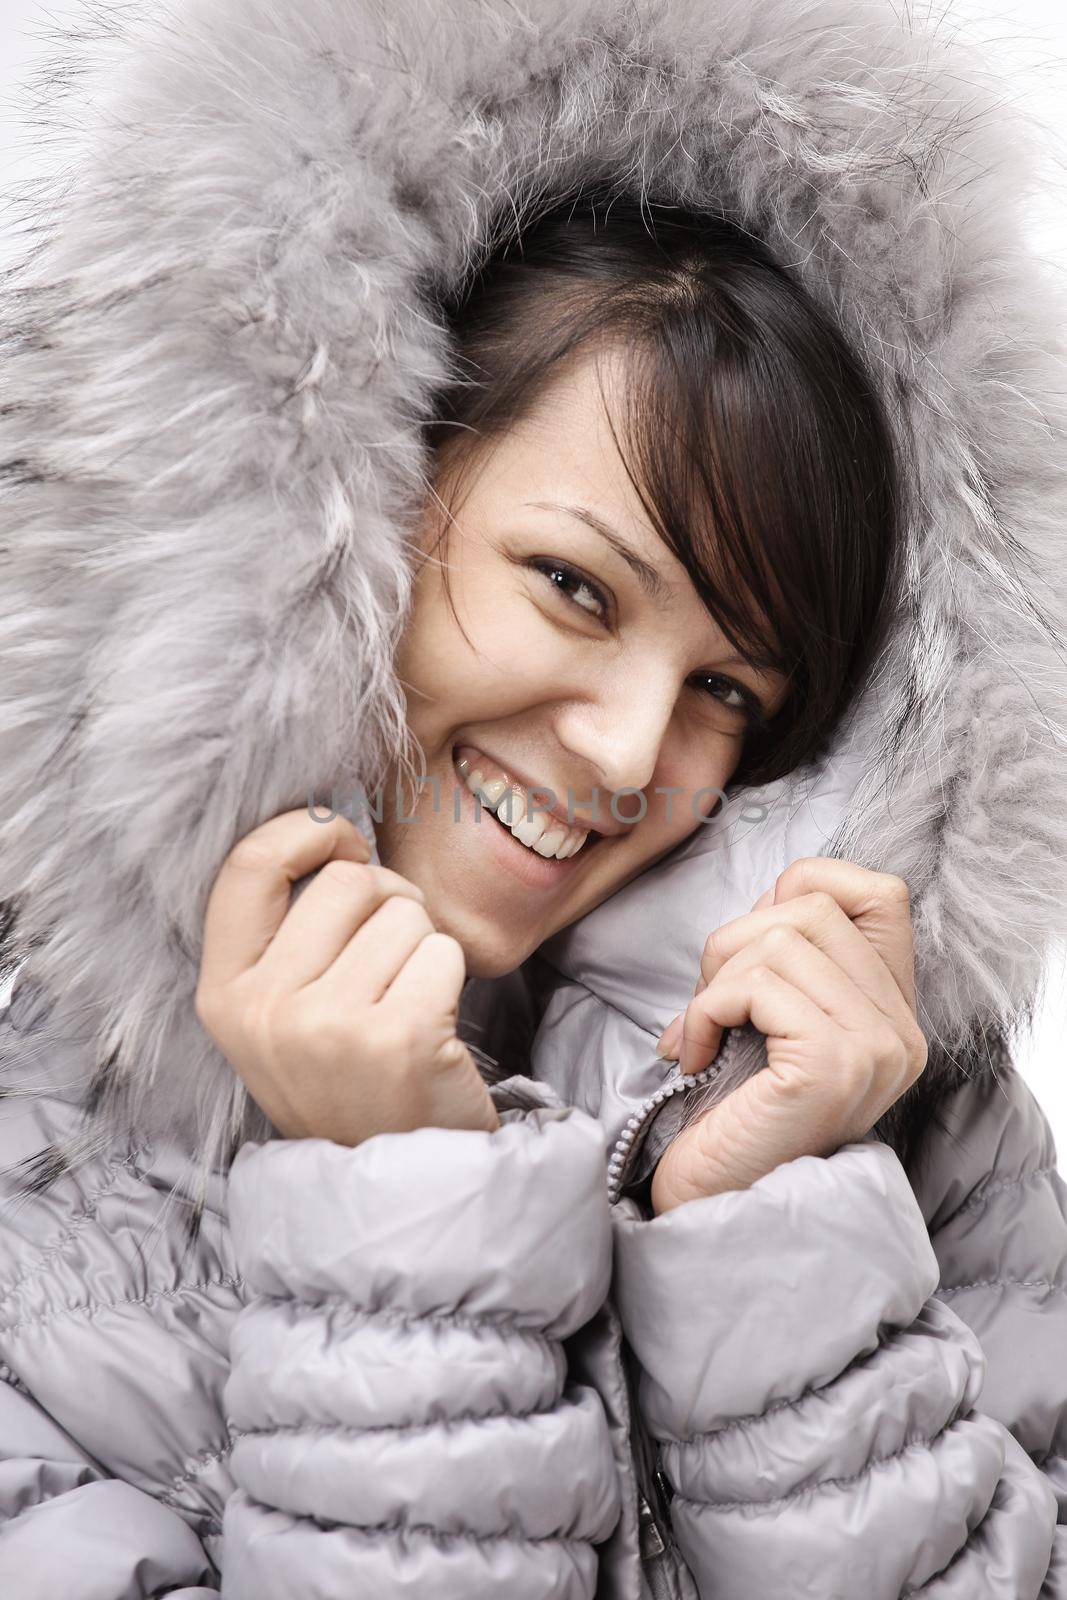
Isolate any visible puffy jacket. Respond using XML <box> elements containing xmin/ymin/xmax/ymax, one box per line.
<box><xmin>2</xmin><ymin>945</ymin><xmax>1067</xmax><ymax>1599</ymax></box>
<box><xmin>2</xmin><ymin>0</ymin><xmax>1067</xmax><ymax>1595</ymax></box>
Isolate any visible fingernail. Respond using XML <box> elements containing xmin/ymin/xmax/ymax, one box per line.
<box><xmin>656</xmin><ymin>1012</ymin><xmax>684</xmax><ymax>1059</ymax></box>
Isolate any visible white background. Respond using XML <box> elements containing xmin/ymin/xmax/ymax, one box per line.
<box><xmin>1</xmin><ymin>0</ymin><xmax>1066</xmax><ymax>1149</ymax></box>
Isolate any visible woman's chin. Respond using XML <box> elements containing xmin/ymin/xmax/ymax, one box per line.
<box><xmin>444</xmin><ymin>907</ymin><xmax>538</xmax><ymax>980</ymax></box>
<box><xmin>454</xmin><ymin>925</ymin><xmax>534</xmax><ymax>982</ymax></box>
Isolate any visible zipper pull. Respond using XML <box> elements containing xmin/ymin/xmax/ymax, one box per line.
<box><xmin>637</xmin><ymin>1492</ymin><xmax>667</xmax><ymax>1558</ymax></box>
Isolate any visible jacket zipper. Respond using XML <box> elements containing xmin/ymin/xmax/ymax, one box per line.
<box><xmin>610</xmin><ymin>1061</ymin><xmax>722</xmax><ymax>1595</ymax></box>
<box><xmin>636</xmin><ymin>1452</ymin><xmax>684</xmax><ymax>1596</ymax></box>
<box><xmin>605</xmin><ymin>1062</ymin><xmax>720</xmax><ymax>1204</ymax></box>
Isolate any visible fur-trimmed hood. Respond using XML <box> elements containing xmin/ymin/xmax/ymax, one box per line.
<box><xmin>2</xmin><ymin>0</ymin><xmax>1066</xmax><ymax>1183</ymax></box>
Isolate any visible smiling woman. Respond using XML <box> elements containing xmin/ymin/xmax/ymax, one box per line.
<box><xmin>1</xmin><ymin>2</ymin><xmax>1066</xmax><ymax>1597</ymax></box>
<box><xmin>376</xmin><ymin>193</ymin><xmax>906</xmax><ymax>977</ymax></box>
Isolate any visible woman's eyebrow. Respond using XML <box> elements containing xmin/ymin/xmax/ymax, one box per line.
<box><xmin>525</xmin><ymin>500</ymin><xmax>667</xmax><ymax>601</ymax></box>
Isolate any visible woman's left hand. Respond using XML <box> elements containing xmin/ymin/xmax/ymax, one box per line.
<box><xmin>650</xmin><ymin>858</ymin><xmax>928</xmax><ymax>1214</ymax></box>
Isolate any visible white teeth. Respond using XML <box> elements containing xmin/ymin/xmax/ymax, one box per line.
<box><xmin>457</xmin><ymin>760</ymin><xmax>590</xmax><ymax>861</ymax></box>
<box><xmin>511</xmin><ymin>811</ymin><xmax>544</xmax><ymax>849</ymax></box>
<box><xmin>495</xmin><ymin>788</ymin><xmax>522</xmax><ymax>827</ymax></box>
<box><xmin>478</xmin><ymin>775</ymin><xmax>509</xmax><ymax>806</ymax></box>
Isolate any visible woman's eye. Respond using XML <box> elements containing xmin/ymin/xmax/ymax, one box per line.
<box><xmin>692</xmin><ymin>672</ymin><xmax>762</xmax><ymax>722</ymax></box>
<box><xmin>528</xmin><ymin>557</ymin><xmax>609</xmax><ymax>622</ymax></box>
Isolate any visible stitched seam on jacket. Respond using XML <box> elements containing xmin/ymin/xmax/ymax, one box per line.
<box><xmin>937</xmin><ymin>1164</ymin><xmax>1059</xmax><ymax>1226</ymax></box>
<box><xmin>0</xmin><ymin>1271</ymin><xmax>244</xmax><ymax>1337</ymax></box>
<box><xmin>673</xmin><ymin>1324</ymin><xmax>900</xmax><ymax>1446</ymax></box>
<box><xmin>243</xmin><ymin>1498</ymin><xmax>593</xmax><ymax>1548</ymax></box>
<box><xmin>0</xmin><ymin>1148</ymin><xmax>149</xmax><ymax>1304</ymax></box>
<box><xmin>277</xmin><ymin>1295</ymin><xmax>559</xmax><ymax>1342</ymax></box>
<box><xmin>160</xmin><ymin>1438</ymin><xmax>236</xmax><ymax>1508</ymax></box>
<box><xmin>233</xmin><ymin>1406</ymin><xmax>561</xmax><ymax>1439</ymax></box>
<box><xmin>935</xmin><ymin>1276</ymin><xmax>1067</xmax><ymax>1299</ymax></box>
<box><xmin>673</xmin><ymin>1427</ymin><xmax>961</xmax><ymax>1513</ymax></box>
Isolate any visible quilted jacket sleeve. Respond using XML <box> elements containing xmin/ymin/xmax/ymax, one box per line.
<box><xmin>221</xmin><ymin>1105</ymin><xmax>622</xmax><ymax>1600</ymax></box>
<box><xmin>918</xmin><ymin>1065</ymin><xmax>1067</xmax><ymax>1596</ymax></box>
<box><xmin>0</xmin><ymin>1374</ymin><xmax>219</xmax><ymax>1598</ymax></box>
<box><xmin>612</xmin><ymin>1138</ymin><xmax>1060</xmax><ymax>1599</ymax></box>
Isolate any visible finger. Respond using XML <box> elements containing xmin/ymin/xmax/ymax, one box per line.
<box><xmin>700</xmin><ymin>892</ymin><xmax>913</xmax><ymax>1035</ymax></box>
<box><xmin>200</xmin><ymin>809</ymin><xmax>372</xmax><ymax>986</ymax></box>
<box><xmin>309</xmin><ymin>891</ymin><xmax>436</xmax><ymax>1003</ymax></box>
<box><xmin>710</xmin><ymin>925</ymin><xmax>890</xmax><ymax>1040</ymax></box>
<box><xmin>253</xmin><ymin>861</ymin><xmax>424</xmax><ymax>989</ymax></box>
<box><xmin>679</xmin><ymin>963</ymin><xmax>831</xmax><ymax>1075</ymax></box>
<box><xmin>765</xmin><ymin>857</ymin><xmax>917</xmax><ymax>1009</ymax></box>
<box><xmin>380</xmin><ymin>930</ymin><xmax>468</xmax><ymax>1031</ymax></box>
<box><xmin>672</xmin><ymin>996</ymin><xmax>725</xmax><ymax>1077</ymax></box>
<box><xmin>685</xmin><ymin>881</ymin><xmax>773</xmax><ymax>1005</ymax></box>
<box><xmin>655</xmin><ymin>1010</ymin><xmax>686</xmax><ymax>1059</ymax></box>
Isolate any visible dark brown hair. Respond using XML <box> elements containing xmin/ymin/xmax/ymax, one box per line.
<box><xmin>422</xmin><ymin>188</ymin><xmax>909</xmax><ymax>788</ymax></box>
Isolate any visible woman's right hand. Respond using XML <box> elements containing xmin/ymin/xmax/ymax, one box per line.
<box><xmin>194</xmin><ymin>807</ymin><xmax>499</xmax><ymax>1145</ymax></box>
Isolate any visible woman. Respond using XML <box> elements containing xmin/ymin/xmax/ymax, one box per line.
<box><xmin>0</xmin><ymin>3</ymin><xmax>1065</xmax><ymax>1599</ymax></box>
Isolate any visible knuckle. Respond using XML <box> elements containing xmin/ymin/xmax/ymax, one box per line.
<box><xmin>805</xmin><ymin>890</ymin><xmax>838</xmax><ymax>922</ymax></box>
<box><xmin>226</xmin><ymin>835</ymin><xmax>279</xmax><ymax>876</ymax></box>
<box><xmin>877</xmin><ymin>872</ymin><xmax>911</xmax><ymax>908</ymax></box>
<box><xmin>704</xmin><ymin>926</ymin><xmax>731</xmax><ymax>962</ymax></box>
<box><xmin>906</xmin><ymin>1024</ymin><xmax>929</xmax><ymax>1081</ymax></box>
<box><xmin>760</xmin><ymin>923</ymin><xmax>796</xmax><ymax>957</ymax></box>
<box><xmin>382</xmin><ymin>895</ymin><xmax>434</xmax><ymax>934</ymax></box>
<box><xmin>318</xmin><ymin>858</ymin><xmax>368</xmax><ymax>891</ymax></box>
<box><xmin>773</xmin><ymin>860</ymin><xmax>804</xmax><ymax>898</ymax></box>
<box><xmin>881</xmin><ymin>1032</ymin><xmax>909</xmax><ymax>1079</ymax></box>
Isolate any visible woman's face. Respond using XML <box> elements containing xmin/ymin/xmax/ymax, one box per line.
<box><xmin>377</xmin><ymin>347</ymin><xmax>790</xmax><ymax>978</ymax></box>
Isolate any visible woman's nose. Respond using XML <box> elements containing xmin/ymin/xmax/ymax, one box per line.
<box><xmin>553</xmin><ymin>670</ymin><xmax>677</xmax><ymax>800</ymax></box>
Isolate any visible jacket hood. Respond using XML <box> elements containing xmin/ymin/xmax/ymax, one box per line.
<box><xmin>2</xmin><ymin>0</ymin><xmax>1066</xmax><ymax>1183</ymax></box>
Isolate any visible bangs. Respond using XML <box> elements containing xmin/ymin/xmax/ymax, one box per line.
<box><xmin>597</xmin><ymin>259</ymin><xmax>904</xmax><ymax>785</ymax></box>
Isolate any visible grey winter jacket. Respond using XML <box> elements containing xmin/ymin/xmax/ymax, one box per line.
<box><xmin>3</xmin><ymin>775</ymin><xmax>1067</xmax><ymax>1598</ymax></box>
<box><xmin>2</xmin><ymin>0</ymin><xmax>1067</xmax><ymax>1595</ymax></box>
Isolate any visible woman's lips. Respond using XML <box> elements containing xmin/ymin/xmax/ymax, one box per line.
<box><xmin>450</xmin><ymin>749</ymin><xmax>600</xmax><ymax>890</ymax></box>
<box><xmin>452</xmin><ymin>742</ymin><xmax>601</xmax><ymax>838</ymax></box>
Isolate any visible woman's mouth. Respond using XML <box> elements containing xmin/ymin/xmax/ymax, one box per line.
<box><xmin>450</xmin><ymin>744</ymin><xmax>606</xmax><ymax>887</ymax></box>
